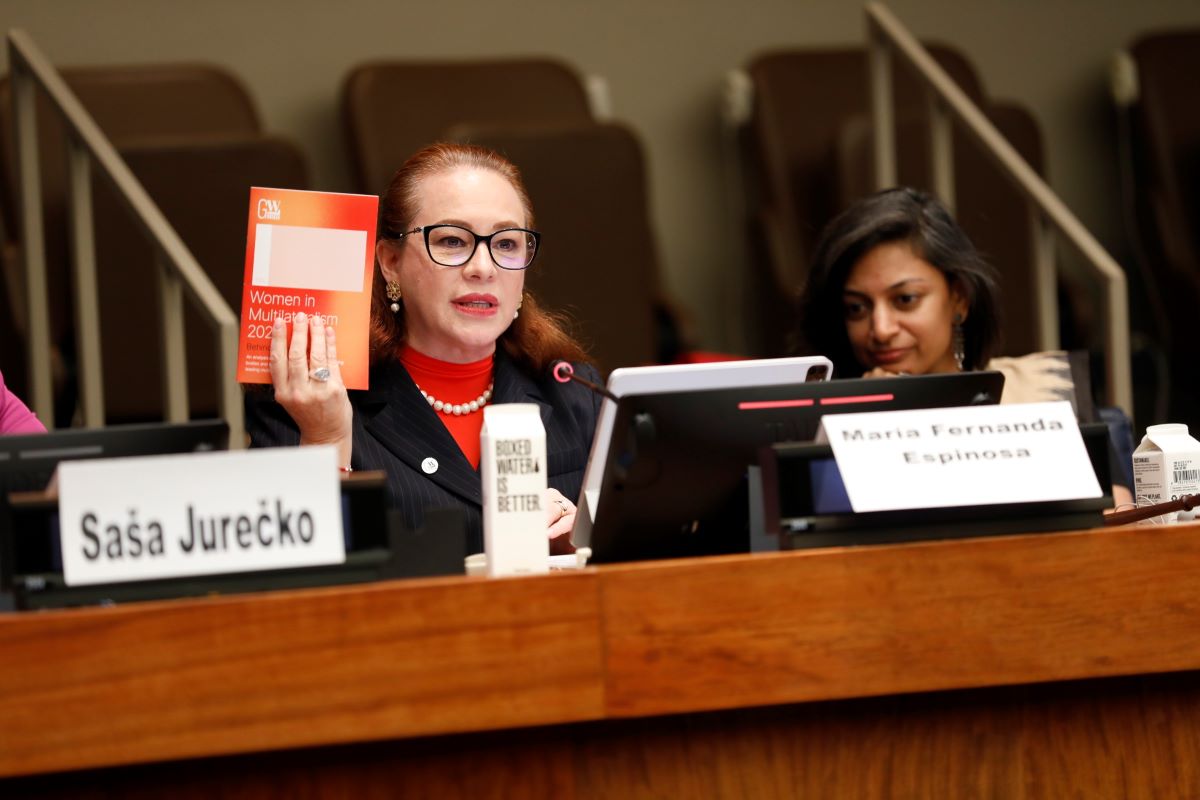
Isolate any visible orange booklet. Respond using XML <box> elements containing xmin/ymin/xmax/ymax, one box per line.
<box><xmin>236</xmin><ymin>187</ymin><xmax>379</xmax><ymax>389</ymax></box>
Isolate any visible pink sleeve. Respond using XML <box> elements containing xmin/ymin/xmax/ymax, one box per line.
<box><xmin>0</xmin><ymin>370</ymin><xmax>47</xmax><ymax>435</ymax></box>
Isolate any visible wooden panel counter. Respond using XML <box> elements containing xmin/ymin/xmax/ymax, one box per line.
<box><xmin>3</xmin><ymin>522</ymin><xmax>1200</xmax><ymax>797</ymax></box>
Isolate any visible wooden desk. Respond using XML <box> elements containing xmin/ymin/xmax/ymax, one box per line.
<box><xmin>3</xmin><ymin>523</ymin><xmax>1200</xmax><ymax>797</ymax></box>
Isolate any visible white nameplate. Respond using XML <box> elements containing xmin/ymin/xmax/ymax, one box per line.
<box><xmin>819</xmin><ymin>401</ymin><xmax>1102</xmax><ymax>513</ymax></box>
<box><xmin>58</xmin><ymin>446</ymin><xmax>346</xmax><ymax>587</ymax></box>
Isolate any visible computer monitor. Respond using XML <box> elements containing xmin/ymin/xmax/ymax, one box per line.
<box><xmin>0</xmin><ymin>421</ymin><xmax>468</xmax><ymax>608</ymax></box>
<box><xmin>0</xmin><ymin>420</ymin><xmax>229</xmax><ymax>605</ymax></box>
<box><xmin>575</xmin><ymin>356</ymin><xmax>833</xmax><ymax>535</ymax></box>
<box><xmin>0</xmin><ymin>419</ymin><xmax>230</xmax><ymax>494</ymax></box>
<box><xmin>577</xmin><ymin>371</ymin><xmax>1005</xmax><ymax>563</ymax></box>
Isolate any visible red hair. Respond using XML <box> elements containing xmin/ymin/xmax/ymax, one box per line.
<box><xmin>369</xmin><ymin>142</ymin><xmax>588</xmax><ymax>372</ymax></box>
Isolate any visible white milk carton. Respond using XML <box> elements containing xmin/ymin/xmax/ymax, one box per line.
<box><xmin>480</xmin><ymin>404</ymin><xmax>550</xmax><ymax>577</ymax></box>
<box><xmin>1133</xmin><ymin>423</ymin><xmax>1200</xmax><ymax>522</ymax></box>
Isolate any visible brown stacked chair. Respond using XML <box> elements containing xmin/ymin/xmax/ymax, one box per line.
<box><xmin>92</xmin><ymin>137</ymin><xmax>307</xmax><ymax>422</ymax></box>
<box><xmin>341</xmin><ymin>59</ymin><xmax>595</xmax><ymax>195</ymax></box>
<box><xmin>1117</xmin><ymin>30</ymin><xmax>1200</xmax><ymax>432</ymax></box>
<box><xmin>0</xmin><ymin>64</ymin><xmax>306</xmax><ymax>423</ymax></box>
<box><xmin>834</xmin><ymin>101</ymin><xmax>1046</xmax><ymax>357</ymax></box>
<box><xmin>448</xmin><ymin>122</ymin><xmax>665</xmax><ymax>373</ymax></box>
<box><xmin>736</xmin><ymin>45</ymin><xmax>985</xmax><ymax>356</ymax></box>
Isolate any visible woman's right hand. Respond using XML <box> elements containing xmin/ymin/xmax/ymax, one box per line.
<box><xmin>269</xmin><ymin>312</ymin><xmax>353</xmax><ymax>467</ymax></box>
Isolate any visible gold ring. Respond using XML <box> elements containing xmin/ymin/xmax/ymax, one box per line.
<box><xmin>554</xmin><ymin>499</ymin><xmax>569</xmax><ymax>520</ymax></box>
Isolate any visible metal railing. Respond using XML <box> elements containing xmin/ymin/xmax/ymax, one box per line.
<box><xmin>7</xmin><ymin>29</ymin><xmax>244</xmax><ymax>443</ymax></box>
<box><xmin>866</xmin><ymin>3</ymin><xmax>1132</xmax><ymax>414</ymax></box>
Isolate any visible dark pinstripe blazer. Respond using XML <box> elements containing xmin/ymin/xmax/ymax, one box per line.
<box><xmin>245</xmin><ymin>352</ymin><xmax>602</xmax><ymax>553</ymax></box>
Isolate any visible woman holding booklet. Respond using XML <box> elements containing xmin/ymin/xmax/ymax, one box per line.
<box><xmin>245</xmin><ymin>143</ymin><xmax>599</xmax><ymax>553</ymax></box>
<box><xmin>794</xmin><ymin>187</ymin><xmax>1133</xmax><ymax>503</ymax></box>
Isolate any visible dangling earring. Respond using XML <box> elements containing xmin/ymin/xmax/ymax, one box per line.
<box><xmin>386</xmin><ymin>281</ymin><xmax>402</xmax><ymax>313</ymax></box>
<box><xmin>513</xmin><ymin>295</ymin><xmax>523</xmax><ymax>320</ymax></box>
<box><xmin>952</xmin><ymin>313</ymin><xmax>966</xmax><ymax>371</ymax></box>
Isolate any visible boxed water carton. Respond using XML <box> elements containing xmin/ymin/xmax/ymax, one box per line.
<box><xmin>480</xmin><ymin>404</ymin><xmax>549</xmax><ymax>577</ymax></box>
<box><xmin>1133</xmin><ymin>423</ymin><xmax>1200</xmax><ymax>522</ymax></box>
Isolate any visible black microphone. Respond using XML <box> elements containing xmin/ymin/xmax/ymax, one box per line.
<box><xmin>551</xmin><ymin>361</ymin><xmax>618</xmax><ymax>403</ymax></box>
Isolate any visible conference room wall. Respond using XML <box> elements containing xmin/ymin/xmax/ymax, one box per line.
<box><xmin>3</xmin><ymin>0</ymin><xmax>1198</xmax><ymax>355</ymax></box>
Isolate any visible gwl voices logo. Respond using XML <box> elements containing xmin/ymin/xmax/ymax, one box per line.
<box><xmin>257</xmin><ymin>198</ymin><xmax>282</xmax><ymax>220</ymax></box>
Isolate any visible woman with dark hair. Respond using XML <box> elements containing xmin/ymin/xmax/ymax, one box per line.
<box><xmin>245</xmin><ymin>143</ymin><xmax>598</xmax><ymax>552</ymax></box>
<box><xmin>797</xmin><ymin>186</ymin><xmax>1001</xmax><ymax>377</ymax></box>
<box><xmin>797</xmin><ymin>186</ymin><xmax>1132</xmax><ymax>503</ymax></box>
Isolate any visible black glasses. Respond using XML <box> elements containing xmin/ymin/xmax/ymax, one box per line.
<box><xmin>396</xmin><ymin>224</ymin><xmax>540</xmax><ymax>270</ymax></box>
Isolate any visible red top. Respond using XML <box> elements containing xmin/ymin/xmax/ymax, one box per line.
<box><xmin>399</xmin><ymin>346</ymin><xmax>494</xmax><ymax>469</ymax></box>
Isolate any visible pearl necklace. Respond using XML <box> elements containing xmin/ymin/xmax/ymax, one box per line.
<box><xmin>417</xmin><ymin>382</ymin><xmax>494</xmax><ymax>416</ymax></box>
